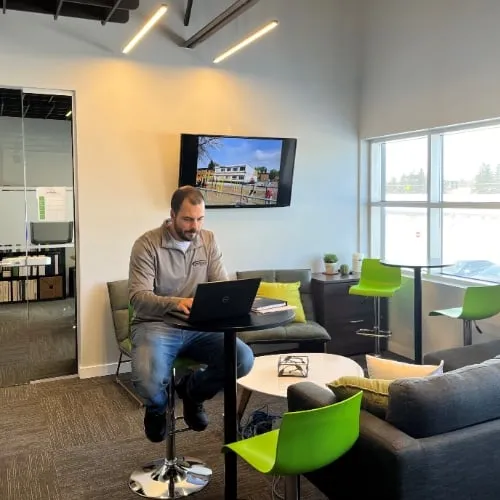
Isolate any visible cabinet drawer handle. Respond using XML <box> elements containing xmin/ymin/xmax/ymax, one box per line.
<box><xmin>349</xmin><ymin>319</ymin><xmax>364</xmax><ymax>324</ymax></box>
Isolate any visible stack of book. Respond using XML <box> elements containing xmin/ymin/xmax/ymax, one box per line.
<box><xmin>251</xmin><ymin>297</ymin><xmax>296</xmax><ymax>314</ymax></box>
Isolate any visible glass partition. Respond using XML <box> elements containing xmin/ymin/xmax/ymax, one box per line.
<box><xmin>0</xmin><ymin>88</ymin><xmax>76</xmax><ymax>386</ymax></box>
<box><xmin>0</xmin><ymin>87</ymin><xmax>29</xmax><ymax>386</ymax></box>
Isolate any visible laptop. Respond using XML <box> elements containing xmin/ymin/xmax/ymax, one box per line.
<box><xmin>168</xmin><ymin>277</ymin><xmax>261</xmax><ymax>324</ymax></box>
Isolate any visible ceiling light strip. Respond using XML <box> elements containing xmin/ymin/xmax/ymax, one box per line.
<box><xmin>213</xmin><ymin>20</ymin><xmax>278</xmax><ymax>64</ymax></box>
<box><xmin>122</xmin><ymin>4</ymin><xmax>168</xmax><ymax>55</ymax></box>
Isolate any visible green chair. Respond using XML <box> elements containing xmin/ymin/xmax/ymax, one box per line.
<box><xmin>348</xmin><ymin>258</ymin><xmax>402</xmax><ymax>357</ymax></box>
<box><xmin>107</xmin><ymin>279</ymin><xmax>144</xmax><ymax>407</ymax></box>
<box><xmin>429</xmin><ymin>285</ymin><xmax>500</xmax><ymax>346</ymax></box>
<box><xmin>222</xmin><ymin>391</ymin><xmax>362</xmax><ymax>500</ymax></box>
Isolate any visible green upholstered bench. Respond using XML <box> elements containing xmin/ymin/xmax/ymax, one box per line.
<box><xmin>235</xmin><ymin>269</ymin><xmax>330</xmax><ymax>355</ymax></box>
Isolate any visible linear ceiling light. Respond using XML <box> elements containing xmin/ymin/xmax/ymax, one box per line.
<box><xmin>122</xmin><ymin>4</ymin><xmax>168</xmax><ymax>55</ymax></box>
<box><xmin>213</xmin><ymin>20</ymin><xmax>278</xmax><ymax>64</ymax></box>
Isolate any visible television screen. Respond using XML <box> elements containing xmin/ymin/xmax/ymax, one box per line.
<box><xmin>178</xmin><ymin>134</ymin><xmax>297</xmax><ymax>208</ymax></box>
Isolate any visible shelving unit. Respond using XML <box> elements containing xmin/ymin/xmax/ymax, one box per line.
<box><xmin>0</xmin><ymin>247</ymin><xmax>67</xmax><ymax>304</ymax></box>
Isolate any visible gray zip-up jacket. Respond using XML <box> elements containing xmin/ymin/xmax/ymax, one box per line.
<box><xmin>128</xmin><ymin>220</ymin><xmax>228</xmax><ymax>323</ymax></box>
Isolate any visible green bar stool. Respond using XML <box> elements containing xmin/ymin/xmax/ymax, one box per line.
<box><xmin>222</xmin><ymin>391</ymin><xmax>362</xmax><ymax>500</ymax></box>
<box><xmin>348</xmin><ymin>258</ymin><xmax>402</xmax><ymax>357</ymax></box>
<box><xmin>429</xmin><ymin>285</ymin><xmax>500</xmax><ymax>346</ymax></box>
<box><xmin>129</xmin><ymin>357</ymin><xmax>212</xmax><ymax>499</ymax></box>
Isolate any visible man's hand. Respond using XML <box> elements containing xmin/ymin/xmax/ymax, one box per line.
<box><xmin>176</xmin><ymin>298</ymin><xmax>193</xmax><ymax>315</ymax></box>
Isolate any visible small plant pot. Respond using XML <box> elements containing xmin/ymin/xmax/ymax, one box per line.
<box><xmin>324</xmin><ymin>262</ymin><xmax>338</xmax><ymax>275</ymax></box>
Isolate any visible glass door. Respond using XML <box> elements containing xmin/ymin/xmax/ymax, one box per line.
<box><xmin>22</xmin><ymin>90</ymin><xmax>77</xmax><ymax>381</ymax></box>
<box><xmin>0</xmin><ymin>87</ymin><xmax>30</xmax><ymax>386</ymax></box>
<box><xmin>0</xmin><ymin>88</ymin><xmax>77</xmax><ymax>387</ymax></box>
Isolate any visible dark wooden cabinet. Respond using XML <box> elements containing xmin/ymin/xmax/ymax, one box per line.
<box><xmin>311</xmin><ymin>273</ymin><xmax>388</xmax><ymax>356</ymax></box>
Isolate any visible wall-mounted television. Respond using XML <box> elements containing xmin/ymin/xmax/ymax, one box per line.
<box><xmin>178</xmin><ymin>133</ymin><xmax>297</xmax><ymax>208</ymax></box>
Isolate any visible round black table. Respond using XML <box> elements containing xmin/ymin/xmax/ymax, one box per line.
<box><xmin>164</xmin><ymin>309</ymin><xmax>295</xmax><ymax>500</ymax></box>
<box><xmin>380</xmin><ymin>261</ymin><xmax>452</xmax><ymax>364</ymax></box>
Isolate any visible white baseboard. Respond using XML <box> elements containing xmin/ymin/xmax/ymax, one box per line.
<box><xmin>79</xmin><ymin>361</ymin><xmax>131</xmax><ymax>379</ymax></box>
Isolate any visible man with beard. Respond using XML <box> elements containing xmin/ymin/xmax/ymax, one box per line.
<box><xmin>128</xmin><ymin>185</ymin><xmax>254</xmax><ymax>442</ymax></box>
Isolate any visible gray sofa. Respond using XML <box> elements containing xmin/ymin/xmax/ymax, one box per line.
<box><xmin>235</xmin><ymin>268</ymin><xmax>330</xmax><ymax>355</ymax></box>
<box><xmin>288</xmin><ymin>357</ymin><xmax>500</xmax><ymax>500</ymax></box>
<box><xmin>424</xmin><ymin>339</ymin><xmax>500</xmax><ymax>371</ymax></box>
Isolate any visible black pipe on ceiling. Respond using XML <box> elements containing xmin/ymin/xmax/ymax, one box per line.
<box><xmin>101</xmin><ymin>0</ymin><xmax>125</xmax><ymax>25</ymax></box>
<box><xmin>55</xmin><ymin>0</ymin><xmax>64</xmax><ymax>20</ymax></box>
<box><xmin>184</xmin><ymin>0</ymin><xmax>193</xmax><ymax>27</ymax></box>
<box><xmin>183</xmin><ymin>0</ymin><xmax>261</xmax><ymax>49</ymax></box>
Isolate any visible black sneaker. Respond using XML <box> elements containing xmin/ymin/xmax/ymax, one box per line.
<box><xmin>176</xmin><ymin>375</ymin><xmax>209</xmax><ymax>432</ymax></box>
<box><xmin>144</xmin><ymin>408</ymin><xmax>166</xmax><ymax>443</ymax></box>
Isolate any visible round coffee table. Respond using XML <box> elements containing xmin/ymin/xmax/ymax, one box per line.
<box><xmin>237</xmin><ymin>353</ymin><xmax>364</xmax><ymax>419</ymax></box>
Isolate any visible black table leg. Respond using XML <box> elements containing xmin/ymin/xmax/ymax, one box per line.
<box><xmin>413</xmin><ymin>267</ymin><xmax>423</xmax><ymax>364</ymax></box>
<box><xmin>224</xmin><ymin>329</ymin><xmax>238</xmax><ymax>499</ymax></box>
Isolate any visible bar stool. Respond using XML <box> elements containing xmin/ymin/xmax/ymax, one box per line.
<box><xmin>429</xmin><ymin>285</ymin><xmax>500</xmax><ymax>346</ymax></box>
<box><xmin>348</xmin><ymin>258</ymin><xmax>402</xmax><ymax>357</ymax></box>
<box><xmin>129</xmin><ymin>359</ymin><xmax>212</xmax><ymax>499</ymax></box>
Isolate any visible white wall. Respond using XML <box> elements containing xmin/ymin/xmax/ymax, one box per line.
<box><xmin>360</xmin><ymin>0</ymin><xmax>500</xmax><ymax>139</ymax></box>
<box><xmin>359</xmin><ymin>0</ymin><xmax>500</xmax><ymax>358</ymax></box>
<box><xmin>0</xmin><ymin>0</ymin><xmax>362</xmax><ymax>376</ymax></box>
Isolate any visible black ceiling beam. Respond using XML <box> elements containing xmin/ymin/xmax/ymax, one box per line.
<box><xmin>183</xmin><ymin>0</ymin><xmax>260</xmax><ymax>49</ymax></box>
<box><xmin>3</xmin><ymin>0</ymin><xmax>136</xmax><ymax>23</ymax></box>
<box><xmin>101</xmin><ymin>0</ymin><xmax>124</xmax><ymax>25</ymax></box>
<box><xmin>184</xmin><ymin>0</ymin><xmax>193</xmax><ymax>27</ymax></box>
<box><xmin>69</xmin><ymin>0</ymin><xmax>138</xmax><ymax>7</ymax></box>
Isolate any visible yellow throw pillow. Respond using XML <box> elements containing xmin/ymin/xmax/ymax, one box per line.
<box><xmin>257</xmin><ymin>281</ymin><xmax>306</xmax><ymax>323</ymax></box>
<box><xmin>328</xmin><ymin>376</ymin><xmax>392</xmax><ymax>418</ymax></box>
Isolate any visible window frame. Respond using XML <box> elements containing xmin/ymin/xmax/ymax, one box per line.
<box><xmin>367</xmin><ymin>119</ymin><xmax>500</xmax><ymax>283</ymax></box>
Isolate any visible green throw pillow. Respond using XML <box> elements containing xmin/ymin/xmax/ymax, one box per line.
<box><xmin>328</xmin><ymin>376</ymin><xmax>391</xmax><ymax>419</ymax></box>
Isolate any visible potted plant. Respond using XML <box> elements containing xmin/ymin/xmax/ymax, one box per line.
<box><xmin>323</xmin><ymin>253</ymin><xmax>339</xmax><ymax>275</ymax></box>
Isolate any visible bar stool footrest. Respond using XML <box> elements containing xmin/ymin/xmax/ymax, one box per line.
<box><xmin>356</xmin><ymin>328</ymin><xmax>392</xmax><ymax>339</ymax></box>
<box><xmin>129</xmin><ymin>456</ymin><xmax>212</xmax><ymax>499</ymax></box>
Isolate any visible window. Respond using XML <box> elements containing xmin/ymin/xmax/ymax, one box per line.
<box><xmin>368</xmin><ymin>122</ymin><xmax>500</xmax><ymax>283</ymax></box>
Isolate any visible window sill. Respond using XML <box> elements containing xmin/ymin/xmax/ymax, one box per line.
<box><xmin>401</xmin><ymin>270</ymin><xmax>498</xmax><ymax>289</ymax></box>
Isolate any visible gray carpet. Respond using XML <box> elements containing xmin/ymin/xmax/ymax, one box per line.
<box><xmin>0</xmin><ymin>298</ymin><xmax>77</xmax><ymax>387</ymax></box>
<box><xmin>0</xmin><ymin>375</ymin><xmax>328</xmax><ymax>500</ymax></box>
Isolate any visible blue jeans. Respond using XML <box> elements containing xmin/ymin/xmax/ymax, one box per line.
<box><xmin>130</xmin><ymin>321</ymin><xmax>255</xmax><ymax>413</ymax></box>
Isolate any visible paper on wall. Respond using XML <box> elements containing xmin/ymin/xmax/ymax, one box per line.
<box><xmin>36</xmin><ymin>187</ymin><xmax>67</xmax><ymax>221</ymax></box>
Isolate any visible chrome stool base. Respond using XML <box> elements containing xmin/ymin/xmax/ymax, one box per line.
<box><xmin>129</xmin><ymin>456</ymin><xmax>212</xmax><ymax>499</ymax></box>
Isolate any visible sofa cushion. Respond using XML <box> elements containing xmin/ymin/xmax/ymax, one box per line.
<box><xmin>237</xmin><ymin>320</ymin><xmax>329</xmax><ymax>344</ymax></box>
<box><xmin>257</xmin><ymin>281</ymin><xmax>306</xmax><ymax>323</ymax></box>
<box><xmin>386</xmin><ymin>357</ymin><xmax>500</xmax><ymax>438</ymax></box>
<box><xmin>328</xmin><ymin>376</ymin><xmax>391</xmax><ymax>419</ymax></box>
<box><xmin>424</xmin><ymin>339</ymin><xmax>500</xmax><ymax>371</ymax></box>
<box><xmin>366</xmin><ymin>354</ymin><xmax>444</xmax><ymax>380</ymax></box>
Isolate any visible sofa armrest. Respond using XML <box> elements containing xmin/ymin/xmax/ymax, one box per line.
<box><xmin>302</xmin><ymin>405</ymin><xmax>424</xmax><ymax>500</ymax></box>
<box><xmin>287</xmin><ymin>381</ymin><xmax>336</xmax><ymax>411</ymax></box>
